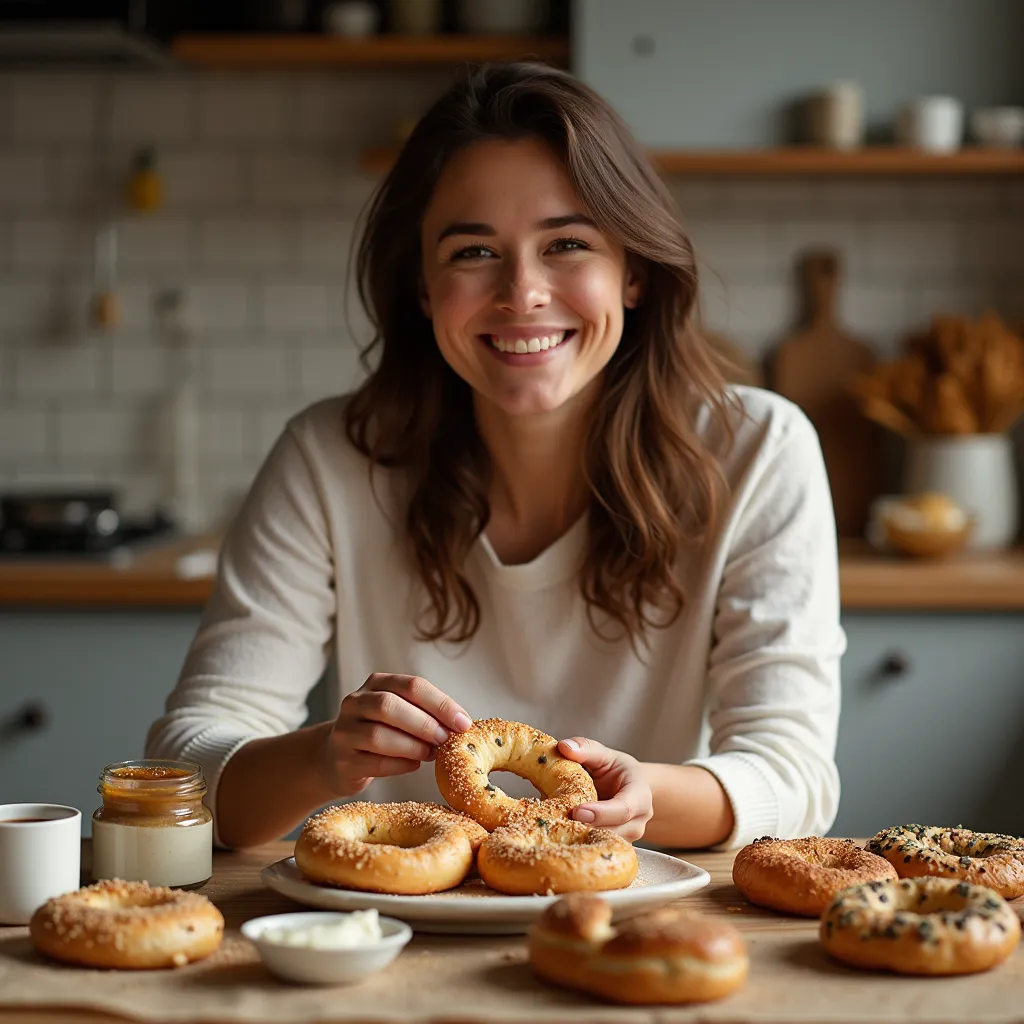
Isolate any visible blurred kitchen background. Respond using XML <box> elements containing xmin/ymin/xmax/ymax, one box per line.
<box><xmin>2</xmin><ymin>1</ymin><xmax>1023</xmax><ymax>839</ymax></box>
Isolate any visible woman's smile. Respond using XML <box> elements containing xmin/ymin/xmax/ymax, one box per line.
<box><xmin>480</xmin><ymin>328</ymin><xmax>576</xmax><ymax>363</ymax></box>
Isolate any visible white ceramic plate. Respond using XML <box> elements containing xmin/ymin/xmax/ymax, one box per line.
<box><xmin>260</xmin><ymin>848</ymin><xmax>710</xmax><ymax>934</ymax></box>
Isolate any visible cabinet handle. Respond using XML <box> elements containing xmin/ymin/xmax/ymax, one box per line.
<box><xmin>876</xmin><ymin>653</ymin><xmax>911</xmax><ymax>680</ymax></box>
<box><xmin>1</xmin><ymin>701</ymin><xmax>50</xmax><ymax>737</ymax></box>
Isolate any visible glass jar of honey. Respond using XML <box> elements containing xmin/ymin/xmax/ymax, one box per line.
<box><xmin>91</xmin><ymin>760</ymin><xmax>213</xmax><ymax>889</ymax></box>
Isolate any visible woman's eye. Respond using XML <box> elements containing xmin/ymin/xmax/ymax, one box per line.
<box><xmin>450</xmin><ymin>245</ymin><xmax>494</xmax><ymax>261</ymax></box>
<box><xmin>549</xmin><ymin>237</ymin><xmax>590</xmax><ymax>253</ymax></box>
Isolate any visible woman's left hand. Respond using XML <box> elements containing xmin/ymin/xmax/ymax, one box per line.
<box><xmin>557</xmin><ymin>737</ymin><xmax>653</xmax><ymax>841</ymax></box>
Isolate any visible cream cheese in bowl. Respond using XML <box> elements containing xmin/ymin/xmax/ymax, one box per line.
<box><xmin>260</xmin><ymin>908</ymin><xmax>383</xmax><ymax>949</ymax></box>
<box><xmin>242</xmin><ymin>910</ymin><xmax>412</xmax><ymax>984</ymax></box>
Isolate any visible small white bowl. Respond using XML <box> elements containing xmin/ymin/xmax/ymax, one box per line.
<box><xmin>971</xmin><ymin>106</ymin><xmax>1024</xmax><ymax>147</ymax></box>
<box><xmin>241</xmin><ymin>911</ymin><xmax>412</xmax><ymax>985</ymax></box>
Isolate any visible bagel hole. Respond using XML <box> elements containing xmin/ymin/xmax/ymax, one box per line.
<box><xmin>487</xmin><ymin>771</ymin><xmax>543</xmax><ymax>800</ymax></box>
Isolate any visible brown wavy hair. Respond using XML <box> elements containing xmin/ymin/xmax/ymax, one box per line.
<box><xmin>345</xmin><ymin>61</ymin><xmax>735</xmax><ymax>646</ymax></box>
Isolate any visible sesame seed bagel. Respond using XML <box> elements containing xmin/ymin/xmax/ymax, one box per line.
<box><xmin>732</xmin><ymin>836</ymin><xmax>898</xmax><ymax>916</ymax></box>
<box><xmin>294</xmin><ymin>801</ymin><xmax>482</xmax><ymax>895</ymax></box>
<box><xmin>866</xmin><ymin>824</ymin><xmax>1024</xmax><ymax>899</ymax></box>
<box><xmin>29</xmin><ymin>879</ymin><xmax>223</xmax><ymax>970</ymax></box>
<box><xmin>477</xmin><ymin>817</ymin><xmax>638</xmax><ymax>895</ymax></box>
<box><xmin>435</xmin><ymin>718</ymin><xmax>597</xmax><ymax>831</ymax></box>
<box><xmin>528</xmin><ymin>893</ymin><xmax>748</xmax><ymax>1004</ymax></box>
<box><xmin>820</xmin><ymin>876</ymin><xmax>1021</xmax><ymax>975</ymax></box>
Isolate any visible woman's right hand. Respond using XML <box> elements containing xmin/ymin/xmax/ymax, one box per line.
<box><xmin>318</xmin><ymin>673</ymin><xmax>473</xmax><ymax>797</ymax></box>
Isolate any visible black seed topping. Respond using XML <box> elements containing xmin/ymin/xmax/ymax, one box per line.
<box><xmin>536</xmin><ymin>819</ymin><xmax>548</xmax><ymax>827</ymax></box>
<box><xmin>494</xmin><ymin>737</ymin><xmax>503</xmax><ymax>747</ymax></box>
<box><xmin>368</xmin><ymin>826</ymin><xmax>375</xmax><ymax>834</ymax></box>
<box><xmin>467</xmin><ymin>743</ymin><xmax>476</xmax><ymax>752</ymax></box>
<box><xmin>538</xmin><ymin>755</ymin><xmax>548</xmax><ymax>765</ymax></box>
<box><xmin>485</xmin><ymin>784</ymin><xmax>495</xmax><ymax>792</ymax></box>
<box><xmin>601</xmin><ymin>853</ymin><xmax>613</xmax><ymax>861</ymax></box>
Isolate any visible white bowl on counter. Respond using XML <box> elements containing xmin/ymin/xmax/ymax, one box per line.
<box><xmin>241</xmin><ymin>911</ymin><xmax>412</xmax><ymax>985</ymax></box>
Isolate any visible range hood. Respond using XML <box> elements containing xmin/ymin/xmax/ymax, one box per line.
<box><xmin>0</xmin><ymin>21</ymin><xmax>174</xmax><ymax>68</ymax></box>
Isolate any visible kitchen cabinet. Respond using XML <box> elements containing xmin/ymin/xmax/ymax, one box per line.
<box><xmin>831</xmin><ymin>612</ymin><xmax>1024</xmax><ymax>838</ymax></box>
<box><xmin>0</xmin><ymin>611</ymin><xmax>204</xmax><ymax>830</ymax></box>
<box><xmin>3</xmin><ymin>608</ymin><xmax>1021</xmax><ymax>841</ymax></box>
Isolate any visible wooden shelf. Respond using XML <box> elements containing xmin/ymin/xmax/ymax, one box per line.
<box><xmin>359</xmin><ymin>144</ymin><xmax>1024</xmax><ymax>176</ymax></box>
<box><xmin>170</xmin><ymin>33</ymin><xmax>569</xmax><ymax>68</ymax></box>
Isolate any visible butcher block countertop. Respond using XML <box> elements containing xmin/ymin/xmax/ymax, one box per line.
<box><xmin>3</xmin><ymin>536</ymin><xmax>1024</xmax><ymax>611</ymax></box>
<box><xmin>1</xmin><ymin>840</ymin><xmax>1022</xmax><ymax>1024</ymax></box>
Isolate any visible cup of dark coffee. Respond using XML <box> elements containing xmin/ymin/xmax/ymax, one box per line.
<box><xmin>0</xmin><ymin>804</ymin><xmax>81</xmax><ymax>924</ymax></box>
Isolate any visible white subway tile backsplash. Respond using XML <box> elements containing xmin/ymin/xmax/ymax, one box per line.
<box><xmin>11</xmin><ymin>76</ymin><xmax>98</xmax><ymax>143</ymax></box>
<box><xmin>117</xmin><ymin>218</ymin><xmax>194</xmax><ymax>270</ymax></box>
<box><xmin>249</xmin><ymin>153</ymin><xmax>348</xmax><ymax>210</ymax></box>
<box><xmin>0</xmin><ymin>68</ymin><xmax>1020</xmax><ymax>527</ymax></box>
<box><xmin>773</xmin><ymin>221</ymin><xmax>870</xmax><ymax>281</ymax></box>
<box><xmin>297</xmin><ymin>218</ymin><xmax>357</xmax><ymax>271</ymax></box>
<box><xmin>198</xmin><ymin>76</ymin><xmax>291</xmax><ymax>143</ymax></box>
<box><xmin>55</xmin><ymin>406</ymin><xmax>146</xmax><ymax>462</ymax></box>
<box><xmin>197</xmin><ymin>406</ymin><xmax>249</xmax><ymax>461</ymax></box>
<box><xmin>0</xmin><ymin>406</ymin><xmax>49</xmax><ymax>459</ymax></box>
<box><xmin>841</xmin><ymin>285</ymin><xmax>911</xmax><ymax>354</ymax></box>
<box><xmin>204</xmin><ymin>346</ymin><xmax>292</xmax><ymax>396</ymax></box>
<box><xmin>962</xmin><ymin>219</ymin><xmax>1024</xmax><ymax>278</ymax></box>
<box><xmin>690</xmin><ymin>220</ymin><xmax>772</xmax><ymax>277</ymax></box>
<box><xmin>110</xmin><ymin>345</ymin><xmax>168</xmax><ymax>395</ymax></box>
<box><xmin>12</xmin><ymin>218</ymin><xmax>97</xmax><ymax>271</ymax></box>
<box><xmin>0</xmin><ymin>153</ymin><xmax>52</xmax><ymax>210</ymax></box>
<box><xmin>0</xmin><ymin>282</ymin><xmax>57</xmax><ymax>332</ymax></box>
<box><xmin>298</xmin><ymin>343</ymin><xmax>363</xmax><ymax>399</ymax></box>
<box><xmin>179</xmin><ymin>281</ymin><xmax>251</xmax><ymax>332</ymax></box>
<box><xmin>865</xmin><ymin>221</ymin><xmax>961</xmax><ymax>277</ymax></box>
<box><xmin>911</xmin><ymin>282</ymin><xmax>1007</xmax><ymax>324</ymax></box>
<box><xmin>159</xmin><ymin>152</ymin><xmax>246</xmax><ymax>210</ymax></box>
<box><xmin>14</xmin><ymin>342</ymin><xmax>104</xmax><ymax>396</ymax></box>
<box><xmin>259</xmin><ymin>283</ymin><xmax>330</xmax><ymax>332</ymax></box>
<box><xmin>110</xmin><ymin>76</ymin><xmax>197</xmax><ymax>143</ymax></box>
<box><xmin>198</xmin><ymin>219</ymin><xmax>295</xmax><ymax>270</ymax></box>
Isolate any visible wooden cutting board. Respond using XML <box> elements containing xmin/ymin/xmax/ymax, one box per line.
<box><xmin>770</xmin><ymin>249</ymin><xmax>881</xmax><ymax>538</ymax></box>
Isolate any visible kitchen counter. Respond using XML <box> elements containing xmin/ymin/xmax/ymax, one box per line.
<box><xmin>1</xmin><ymin>839</ymin><xmax>1022</xmax><ymax>1023</ymax></box>
<box><xmin>3</xmin><ymin>537</ymin><xmax>1024</xmax><ymax>611</ymax></box>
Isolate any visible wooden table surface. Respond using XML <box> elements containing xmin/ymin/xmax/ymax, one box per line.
<box><xmin>1</xmin><ymin>840</ymin><xmax>1023</xmax><ymax>1024</ymax></box>
<box><xmin>4</xmin><ymin>535</ymin><xmax>1024</xmax><ymax>611</ymax></box>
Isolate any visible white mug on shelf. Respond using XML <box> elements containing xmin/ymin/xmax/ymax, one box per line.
<box><xmin>0</xmin><ymin>804</ymin><xmax>82</xmax><ymax>925</ymax></box>
<box><xmin>897</xmin><ymin>96</ymin><xmax>964</xmax><ymax>152</ymax></box>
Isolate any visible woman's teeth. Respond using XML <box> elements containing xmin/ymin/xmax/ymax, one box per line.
<box><xmin>489</xmin><ymin>331</ymin><xmax>568</xmax><ymax>354</ymax></box>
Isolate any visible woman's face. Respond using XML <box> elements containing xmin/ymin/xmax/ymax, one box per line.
<box><xmin>420</xmin><ymin>136</ymin><xmax>642</xmax><ymax>419</ymax></box>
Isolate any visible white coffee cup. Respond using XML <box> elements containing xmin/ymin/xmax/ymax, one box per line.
<box><xmin>0</xmin><ymin>804</ymin><xmax>82</xmax><ymax>925</ymax></box>
<box><xmin>898</xmin><ymin>96</ymin><xmax>964</xmax><ymax>152</ymax></box>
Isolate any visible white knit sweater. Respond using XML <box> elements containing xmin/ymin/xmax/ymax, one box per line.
<box><xmin>146</xmin><ymin>385</ymin><xmax>845</xmax><ymax>849</ymax></box>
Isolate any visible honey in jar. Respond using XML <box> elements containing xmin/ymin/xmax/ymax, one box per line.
<box><xmin>91</xmin><ymin>760</ymin><xmax>213</xmax><ymax>889</ymax></box>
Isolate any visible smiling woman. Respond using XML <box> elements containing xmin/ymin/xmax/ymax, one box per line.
<box><xmin>145</xmin><ymin>62</ymin><xmax>845</xmax><ymax>858</ymax></box>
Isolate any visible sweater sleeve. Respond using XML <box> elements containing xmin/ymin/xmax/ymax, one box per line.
<box><xmin>145</xmin><ymin>420</ymin><xmax>336</xmax><ymax>846</ymax></box>
<box><xmin>684</xmin><ymin>406</ymin><xmax>845</xmax><ymax>849</ymax></box>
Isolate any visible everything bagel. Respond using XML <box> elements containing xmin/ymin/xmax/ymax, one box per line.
<box><xmin>866</xmin><ymin>824</ymin><xmax>1024</xmax><ymax>899</ymax></box>
<box><xmin>820</xmin><ymin>876</ymin><xmax>1021</xmax><ymax>975</ymax></box>
<box><xmin>435</xmin><ymin>718</ymin><xmax>597</xmax><ymax>830</ymax></box>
